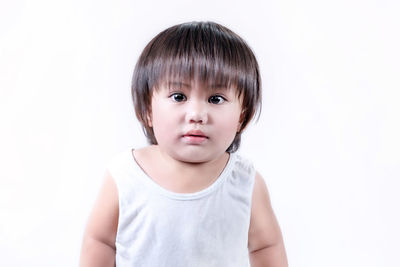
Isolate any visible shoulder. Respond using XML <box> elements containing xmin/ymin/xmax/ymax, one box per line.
<box><xmin>105</xmin><ymin>147</ymin><xmax>141</xmax><ymax>183</ymax></box>
<box><xmin>230</xmin><ymin>153</ymin><xmax>256</xmax><ymax>178</ymax></box>
<box><xmin>225</xmin><ymin>153</ymin><xmax>257</xmax><ymax>194</ymax></box>
<box><xmin>106</xmin><ymin>148</ymin><xmax>134</xmax><ymax>170</ymax></box>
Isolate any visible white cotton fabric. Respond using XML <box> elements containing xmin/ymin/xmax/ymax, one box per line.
<box><xmin>106</xmin><ymin>149</ymin><xmax>256</xmax><ymax>267</ymax></box>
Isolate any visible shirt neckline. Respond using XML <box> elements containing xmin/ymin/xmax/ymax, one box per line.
<box><xmin>127</xmin><ymin>148</ymin><xmax>236</xmax><ymax>200</ymax></box>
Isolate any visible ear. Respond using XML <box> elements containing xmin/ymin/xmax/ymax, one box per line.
<box><xmin>237</xmin><ymin>109</ymin><xmax>246</xmax><ymax>132</ymax></box>
<box><xmin>146</xmin><ymin>111</ymin><xmax>152</xmax><ymax>127</ymax></box>
<box><xmin>146</xmin><ymin>95</ymin><xmax>154</xmax><ymax>128</ymax></box>
<box><xmin>237</xmin><ymin>121</ymin><xmax>242</xmax><ymax>133</ymax></box>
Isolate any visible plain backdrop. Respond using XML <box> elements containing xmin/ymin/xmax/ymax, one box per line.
<box><xmin>1</xmin><ymin>0</ymin><xmax>399</xmax><ymax>266</ymax></box>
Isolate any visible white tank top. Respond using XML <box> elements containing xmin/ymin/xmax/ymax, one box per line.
<box><xmin>106</xmin><ymin>149</ymin><xmax>256</xmax><ymax>267</ymax></box>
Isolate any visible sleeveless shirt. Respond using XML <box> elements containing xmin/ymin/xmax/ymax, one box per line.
<box><xmin>106</xmin><ymin>149</ymin><xmax>256</xmax><ymax>267</ymax></box>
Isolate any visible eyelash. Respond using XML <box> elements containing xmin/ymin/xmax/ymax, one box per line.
<box><xmin>208</xmin><ymin>95</ymin><xmax>226</xmax><ymax>104</ymax></box>
<box><xmin>168</xmin><ymin>93</ymin><xmax>227</xmax><ymax>104</ymax></box>
<box><xmin>169</xmin><ymin>93</ymin><xmax>186</xmax><ymax>102</ymax></box>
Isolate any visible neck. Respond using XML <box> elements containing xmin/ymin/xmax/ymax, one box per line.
<box><xmin>156</xmin><ymin>146</ymin><xmax>229</xmax><ymax>174</ymax></box>
<box><xmin>136</xmin><ymin>145</ymin><xmax>230</xmax><ymax>193</ymax></box>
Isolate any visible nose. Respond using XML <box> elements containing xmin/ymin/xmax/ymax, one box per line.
<box><xmin>185</xmin><ymin>100</ymin><xmax>208</xmax><ymax>124</ymax></box>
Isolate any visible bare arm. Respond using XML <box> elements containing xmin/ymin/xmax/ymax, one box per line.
<box><xmin>80</xmin><ymin>171</ymin><xmax>119</xmax><ymax>267</ymax></box>
<box><xmin>248</xmin><ymin>172</ymin><xmax>288</xmax><ymax>267</ymax></box>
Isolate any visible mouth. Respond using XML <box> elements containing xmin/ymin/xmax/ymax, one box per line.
<box><xmin>182</xmin><ymin>130</ymin><xmax>208</xmax><ymax>144</ymax></box>
<box><xmin>183</xmin><ymin>130</ymin><xmax>208</xmax><ymax>138</ymax></box>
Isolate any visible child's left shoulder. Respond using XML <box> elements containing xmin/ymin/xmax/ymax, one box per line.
<box><xmin>231</xmin><ymin>152</ymin><xmax>257</xmax><ymax>177</ymax></box>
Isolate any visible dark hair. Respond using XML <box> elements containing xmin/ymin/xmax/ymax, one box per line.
<box><xmin>131</xmin><ymin>21</ymin><xmax>261</xmax><ymax>152</ymax></box>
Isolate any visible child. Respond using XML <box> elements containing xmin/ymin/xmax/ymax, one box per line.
<box><xmin>80</xmin><ymin>21</ymin><xmax>288</xmax><ymax>267</ymax></box>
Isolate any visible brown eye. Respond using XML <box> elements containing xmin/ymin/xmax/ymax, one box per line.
<box><xmin>208</xmin><ymin>95</ymin><xmax>226</xmax><ymax>104</ymax></box>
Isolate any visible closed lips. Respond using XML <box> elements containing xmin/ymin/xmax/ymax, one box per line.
<box><xmin>183</xmin><ymin>130</ymin><xmax>208</xmax><ymax>138</ymax></box>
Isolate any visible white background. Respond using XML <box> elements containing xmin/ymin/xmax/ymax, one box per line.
<box><xmin>1</xmin><ymin>0</ymin><xmax>399</xmax><ymax>266</ymax></box>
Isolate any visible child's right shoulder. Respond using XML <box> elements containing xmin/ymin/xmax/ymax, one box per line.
<box><xmin>105</xmin><ymin>146</ymin><xmax>155</xmax><ymax>175</ymax></box>
<box><xmin>105</xmin><ymin>147</ymin><xmax>156</xmax><ymax>197</ymax></box>
<box><xmin>106</xmin><ymin>148</ymin><xmax>135</xmax><ymax>173</ymax></box>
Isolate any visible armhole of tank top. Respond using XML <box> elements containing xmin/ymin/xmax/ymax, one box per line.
<box><xmin>111</xmin><ymin>171</ymin><xmax>122</xmax><ymax>245</ymax></box>
<box><xmin>246</xmin><ymin>165</ymin><xmax>257</xmax><ymax>234</ymax></box>
<box><xmin>105</xmin><ymin>152</ymin><xmax>126</xmax><ymax>246</ymax></box>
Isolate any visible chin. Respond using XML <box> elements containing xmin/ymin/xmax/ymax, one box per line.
<box><xmin>171</xmin><ymin>149</ymin><xmax>225</xmax><ymax>164</ymax></box>
<box><xmin>175</xmin><ymin>153</ymin><xmax>210</xmax><ymax>164</ymax></box>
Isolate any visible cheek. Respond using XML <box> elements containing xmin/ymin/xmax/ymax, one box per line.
<box><xmin>149</xmin><ymin>99</ymin><xmax>165</xmax><ymax>127</ymax></box>
<box><xmin>150</xmin><ymin>108</ymin><xmax>164</xmax><ymax>130</ymax></box>
<box><xmin>150</xmin><ymin>103</ymin><xmax>178</xmax><ymax>140</ymax></box>
<box><xmin>215</xmin><ymin>109</ymin><xmax>242</xmax><ymax>134</ymax></box>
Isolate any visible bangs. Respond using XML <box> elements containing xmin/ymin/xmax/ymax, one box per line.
<box><xmin>142</xmin><ymin>22</ymin><xmax>259</xmax><ymax>95</ymax></box>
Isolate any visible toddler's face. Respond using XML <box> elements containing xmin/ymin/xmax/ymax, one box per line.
<box><xmin>148</xmin><ymin>80</ymin><xmax>242</xmax><ymax>163</ymax></box>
